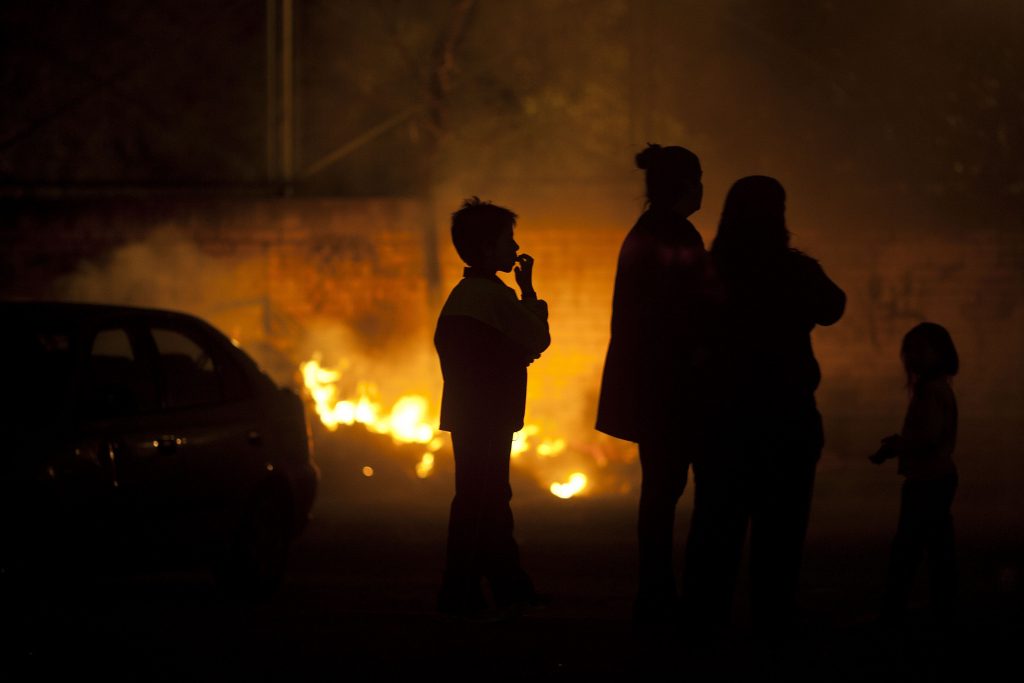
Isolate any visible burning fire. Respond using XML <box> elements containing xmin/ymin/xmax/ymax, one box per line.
<box><xmin>299</xmin><ymin>354</ymin><xmax>590</xmax><ymax>498</ymax></box>
<box><xmin>300</xmin><ymin>355</ymin><xmax>445</xmax><ymax>481</ymax></box>
<box><xmin>550</xmin><ymin>473</ymin><xmax>588</xmax><ymax>499</ymax></box>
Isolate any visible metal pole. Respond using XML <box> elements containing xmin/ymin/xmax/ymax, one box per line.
<box><xmin>281</xmin><ymin>0</ymin><xmax>294</xmax><ymax>187</ymax></box>
<box><xmin>266</xmin><ymin>0</ymin><xmax>278</xmax><ymax>183</ymax></box>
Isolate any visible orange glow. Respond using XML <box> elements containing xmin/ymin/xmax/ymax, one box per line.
<box><xmin>511</xmin><ymin>424</ymin><xmax>540</xmax><ymax>457</ymax></box>
<box><xmin>415</xmin><ymin>452</ymin><xmax>435</xmax><ymax>479</ymax></box>
<box><xmin>300</xmin><ymin>354</ymin><xmax>595</xmax><ymax>498</ymax></box>
<box><xmin>536</xmin><ymin>438</ymin><xmax>567</xmax><ymax>457</ymax></box>
<box><xmin>300</xmin><ymin>356</ymin><xmax>439</xmax><ymax>445</ymax></box>
<box><xmin>550</xmin><ymin>472</ymin><xmax>588</xmax><ymax>499</ymax></box>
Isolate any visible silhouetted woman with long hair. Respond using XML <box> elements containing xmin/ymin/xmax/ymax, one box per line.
<box><xmin>596</xmin><ymin>144</ymin><xmax>715</xmax><ymax>624</ymax></box>
<box><xmin>683</xmin><ymin>175</ymin><xmax>845</xmax><ymax>633</ymax></box>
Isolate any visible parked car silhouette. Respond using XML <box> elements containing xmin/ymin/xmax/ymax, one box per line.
<box><xmin>0</xmin><ymin>301</ymin><xmax>318</xmax><ymax>596</ymax></box>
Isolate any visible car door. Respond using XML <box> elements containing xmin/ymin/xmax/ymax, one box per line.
<box><xmin>142</xmin><ymin>319</ymin><xmax>266</xmax><ymax>548</ymax></box>
<box><xmin>73</xmin><ymin>320</ymin><xmax>177</xmax><ymax>554</ymax></box>
<box><xmin>1</xmin><ymin>311</ymin><xmax>96</xmax><ymax>563</ymax></box>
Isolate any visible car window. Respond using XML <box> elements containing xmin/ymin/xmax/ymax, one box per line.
<box><xmin>84</xmin><ymin>327</ymin><xmax>157</xmax><ymax>418</ymax></box>
<box><xmin>92</xmin><ymin>328</ymin><xmax>133</xmax><ymax>358</ymax></box>
<box><xmin>218</xmin><ymin>348</ymin><xmax>251</xmax><ymax>401</ymax></box>
<box><xmin>152</xmin><ymin>327</ymin><xmax>224</xmax><ymax>408</ymax></box>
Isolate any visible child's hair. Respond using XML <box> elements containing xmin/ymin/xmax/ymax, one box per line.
<box><xmin>901</xmin><ymin>322</ymin><xmax>959</xmax><ymax>387</ymax></box>
<box><xmin>450</xmin><ymin>197</ymin><xmax>517</xmax><ymax>268</ymax></box>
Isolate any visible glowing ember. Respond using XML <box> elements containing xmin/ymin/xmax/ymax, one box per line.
<box><xmin>536</xmin><ymin>438</ymin><xmax>567</xmax><ymax>457</ymax></box>
<box><xmin>416</xmin><ymin>453</ymin><xmax>435</xmax><ymax>479</ymax></box>
<box><xmin>550</xmin><ymin>472</ymin><xmax>588</xmax><ymax>499</ymax></box>
<box><xmin>511</xmin><ymin>424</ymin><xmax>540</xmax><ymax>457</ymax></box>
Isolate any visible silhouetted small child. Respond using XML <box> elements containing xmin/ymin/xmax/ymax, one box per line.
<box><xmin>870</xmin><ymin>322</ymin><xmax>959</xmax><ymax>623</ymax></box>
<box><xmin>434</xmin><ymin>197</ymin><xmax>551</xmax><ymax>619</ymax></box>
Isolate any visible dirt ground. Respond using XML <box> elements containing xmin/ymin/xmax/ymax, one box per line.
<box><xmin>4</xmin><ymin>446</ymin><xmax>1021</xmax><ymax>681</ymax></box>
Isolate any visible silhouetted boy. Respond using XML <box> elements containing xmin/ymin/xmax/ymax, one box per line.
<box><xmin>435</xmin><ymin>197</ymin><xmax>550</xmax><ymax>618</ymax></box>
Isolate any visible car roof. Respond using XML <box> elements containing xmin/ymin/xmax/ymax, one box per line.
<box><xmin>2</xmin><ymin>300</ymin><xmax>281</xmax><ymax>391</ymax></box>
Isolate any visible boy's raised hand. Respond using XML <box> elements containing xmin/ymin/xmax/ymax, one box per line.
<box><xmin>515</xmin><ymin>253</ymin><xmax>536</xmax><ymax>298</ymax></box>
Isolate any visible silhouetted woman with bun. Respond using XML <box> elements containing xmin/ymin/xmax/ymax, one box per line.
<box><xmin>597</xmin><ymin>144</ymin><xmax>716</xmax><ymax>624</ymax></box>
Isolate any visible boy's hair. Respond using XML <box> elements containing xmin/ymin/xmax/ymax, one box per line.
<box><xmin>451</xmin><ymin>197</ymin><xmax>517</xmax><ymax>268</ymax></box>
<box><xmin>901</xmin><ymin>322</ymin><xmax>959</xmax><ymax>386</ymax></box>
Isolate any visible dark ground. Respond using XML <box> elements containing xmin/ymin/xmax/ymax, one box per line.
<box><xmin>4</xmin><ymin>445</ymin><xmax>1021</xmax><ymax>682</ymax></box>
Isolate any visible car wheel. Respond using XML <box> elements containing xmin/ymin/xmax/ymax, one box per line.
<box><xmin>215</xmin><ymin>486</ymin><xmax>291</xmax><ymax>600</ymax></box>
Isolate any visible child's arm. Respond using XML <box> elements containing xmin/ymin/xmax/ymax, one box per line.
<box><xmin>869</xmin><ymin>385</ymin><xmax>953</xmax><ymax>469</ymax></box>
<box><xmin>440</xmin><ymin>276</ymin><xmax>549</xmax><ymax>359</ymax></box>
<box><xmin>504</xmin><ymin>253</ymin><xmax>550</xmax><ymax>357</ymax></box>
<box><xmin>514</xmin><ymin>253</ymin><xmax>537</xmax><ymax>300</ymax></box>
<box><xmin>869</xmin><ymin>434</ymin><xmax>901</xmax><ymax>464</ymax></box>
<box><xmin>897</xmin><ymin>385</ymin><xmax>951</xmax><ymax>462</ymax></box>
<box><xmin>505</xmin><ymin>296</ymin><xmax>550</xmax><ymax>360</ymax></box>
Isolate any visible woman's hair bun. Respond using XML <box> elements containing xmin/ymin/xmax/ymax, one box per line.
<box><xmin>635</xmin><ymin>143</ymin><xmax>663</xmax><ymax>170</ymax></box>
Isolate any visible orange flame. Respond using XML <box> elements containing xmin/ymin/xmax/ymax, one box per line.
<box><xmin>300</xmin><ymin>357</ymin><xmax>437</xmax><ymax>445</ymax></box>
<box><xmin>550</xmin><ymin>473</ymin><xmax>588</xmax><ymax>499</ymax></box>
<box><xmin>299</xmin><ymin>354</ymin><xmax>589</xmax><ymax>498</ymax></box>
